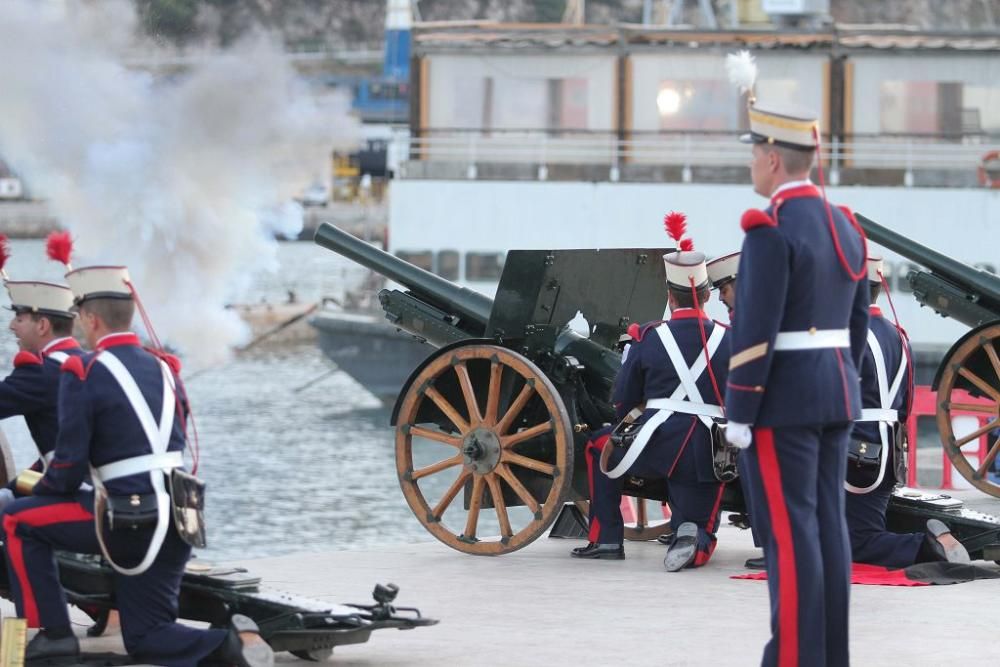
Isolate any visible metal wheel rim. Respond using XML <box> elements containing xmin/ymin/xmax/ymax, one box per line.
<box><xmin>395</xmin><ymin>345</ymin><xmax>573</xmax><ymax>555</ymax></box>
<box><xmin>936</xmin><ymin>323</ymin><xmax>1000</xmax><ymax>497</ymax></box>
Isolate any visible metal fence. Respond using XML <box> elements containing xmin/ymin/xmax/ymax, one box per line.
<box><xmin>402</xmin><ymin>129</ymin><xmax>1000</xmax><ymax>183</ymax></box>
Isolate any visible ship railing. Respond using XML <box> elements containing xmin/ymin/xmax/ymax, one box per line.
<box><xmin>402</xmin><ymin>129</ymin><xmax>1000</xmax><ymax>183</ymax></box>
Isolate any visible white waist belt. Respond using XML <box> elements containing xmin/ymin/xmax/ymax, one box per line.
<box><xmin>858</xmin><ymin>408</ymin><xmax>899</xmax><ymax>423</ymax></box>
<box><xmin>96</xmin><ymin>451</ymin><xmax>184</xmax><ymax>482</ymax></box>
<box><xmin>774</xmin><ymin>329</ymin><xmax>850</xmax><ymax>351</ymax></box>
<box><xmin>646</xmin><ymin>398</ymin><xmax>724</xmax><ymax>419</ymax></box>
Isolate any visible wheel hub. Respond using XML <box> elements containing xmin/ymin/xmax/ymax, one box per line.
<box><xmin>462</xmin><ymin>427</ymin><xmax>501</xmax><ymax>474</ymax></box>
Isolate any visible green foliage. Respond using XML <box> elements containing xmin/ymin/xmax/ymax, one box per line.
<box><xmin>136</xmin><ymin>0</ymin><xmax>200</xmax><ymax>42</ymax></box>
<box><xmin>534</xmin><ymin>0</ymin><xmax>568</xmax><ymax>22</ymax></box>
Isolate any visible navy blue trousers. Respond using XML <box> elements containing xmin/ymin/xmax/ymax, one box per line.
<box><xmin>586</xmin><ymin>430</ymin><xmax>725</xmax><ymax>564</ymax></box>
<box><xmin>1</xmin><ymin>492</ymin><xmax>226</xmax><ymax>667</ymax></box>
<box><xmin>844</xmin><ymin>459</ymin><xmax>923</xmax><ymax>568</ymax></box>
<box><xmin>739</xmin><ymin>424</ymin><xmax>852</xmax><ymax>667</ymax></box>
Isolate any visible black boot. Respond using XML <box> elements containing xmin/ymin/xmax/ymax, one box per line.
<box><xmin>570</xmin><ymin>542</ymin><xmax>625</xmax><ymax>559</ymax></box>
<box><xmin>213</xmin><ymin>615</ymin><xmax>275</xmax><ymax>667</ymax></box>
<box><xmin>744</xmin><ymin>555</ymin><xmax>767</xmax><ymax>570</ymax></box>
<box><xmin>24</xmin><ymin>630</ymin><xmax>79</xmax><ymax>662</ymax></box>
<box><xmin>917</xmin><ymin>519</ymin><xmax>971</xmax><ymax>564</ymax></box>
<box><xmin>663</xmin><ymin>522</ymin><xmax>698</xmax><ymax>572</ymax></box>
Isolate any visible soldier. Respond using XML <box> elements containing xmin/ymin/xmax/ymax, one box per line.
<box><xmin>1</xmin><ymin>265</ymin><xmax>273</xmax><ymax>666</ymax></box>
<box><xmin>706</xmin><ymin>252</ymin><xmax>740</xmax><ymax>316</ymax></box>
<box><xmin>0</xmin><ymin>279</ymin><xmax>81</xmax><ymax>511</ymax></box>
<box><xmin>845</xmin><ymin>257</ymin><xmax>969</xmax><ymax>566</ymax></box>
<box><xmin>574</xmin><ymin>214</ymin><xmax>731</xmax><ymax>571</ymax></box>
<box><xmin>723</xmin><ymin>51</ymin><xmax>869</xmax><ymax>667</ymax></box>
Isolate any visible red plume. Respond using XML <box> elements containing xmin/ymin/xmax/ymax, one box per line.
<box><xmin>679</xmin><ymin>238</ymin><xmax>695</xmax><ymax>252</ymax></box>
<box><xmin>46</xmin><ymin>231</ymin><xmax>73</xmax><ymax>267</ymax></box>
<box><xmin>663</xmin><ymin>211</ymin><xmax>688</xmax><ymax>242</ymax></box>
<box><xmin>0</xmin><ymin>235</ymin><xmax>9</xmax><ymax>274</ymax></box>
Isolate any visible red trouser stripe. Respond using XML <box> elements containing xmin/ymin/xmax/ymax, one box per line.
<box><xmin>755</xmin><ymin>428</ymin><xmax>799</xmax><ymax>667</ymax></box>
<box><xmin>667</xmin><ymin>418</ymin><xmax>698</xmax><ymax>478</ymax></box>
<box><xmin>705</xmin><ymin>481</ymin><xmax>727</xmax><ymax>534</ymax></box>
<box><xmin>585</xmin><ymin>435</ymin><xmax>609</xmax><ymax>543</ymax></box>
<box><xmin>693</xmin><ymin>539</ymin><xmax>717</xmax><ymax>567</ymax></box>
<box><xmin>3</xmin><ymin>503</ymin><xmax>94</xmax><ymax>628</ymax></box>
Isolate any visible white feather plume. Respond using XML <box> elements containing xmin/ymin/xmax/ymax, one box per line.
<box><xmin>725</xmin><ymin>50</ymin><xmax>757</xmax><ymax>94</ymax></box>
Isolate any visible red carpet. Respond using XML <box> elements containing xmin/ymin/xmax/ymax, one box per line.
<box><xmin>732</xmin><ymin>562</ymin><xmax>1000</xmax><ymax>586</ymax></box>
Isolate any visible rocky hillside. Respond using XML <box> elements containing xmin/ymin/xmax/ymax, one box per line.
<box><xmin>136</xmin><ymin>0</ymin><xmax>1000</xmax><ymax>49</ymax></box>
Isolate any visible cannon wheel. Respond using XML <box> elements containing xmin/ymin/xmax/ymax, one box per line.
<box><xmin>395</xmin><ymin>344</ymin><xmax>573</xmax><ymax>555</ymax></box>
<box><xmin>574</xmin><ymin>499</ymin><xmax>672</xmax><ymax>542</ymax></box>
<box><xmin>936</xmin><ymin>322</ymin><xmax>1000</xmax><ymax>497</ymax></box>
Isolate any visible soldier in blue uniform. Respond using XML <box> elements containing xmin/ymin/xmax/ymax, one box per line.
<box><xmin>1</xmin><ymin>265</ymin><xmax>273</xmax><ymax>666</ymax></box>
<box><xmin>845</xmin><ymin>257</ymin><xmax>969</xmax><ymax>566</ymax></box>
<box><xmin>0</xmin><ymin>279</ymin><xmax>81</xmax><ymax>512</ymax></box>
<box><xmin>707</xmin><ymin>252</ymin><xmax>739</xmax><ymax>317</ymax></box>
<box><xmin>722</xmin><ymin>76</ymin><xmax>869</xmax><ymax>664</ymax></box>
<box><xmin>574</xmin><ymin>216</ymin><xmax>731</xmax><ymax>571</ymax></box>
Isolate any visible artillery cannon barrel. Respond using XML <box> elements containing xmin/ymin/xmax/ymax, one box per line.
<box><xmin>856</xmin><ymin>213</ymin><xmax>1000</xmax><ymax>309</ymax></box>
<box><xmin>314</xmin><ymin>223</ymin><xmax>494</xmax><ymax>326</ymax></box>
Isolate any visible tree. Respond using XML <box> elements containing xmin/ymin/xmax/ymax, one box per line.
<box><xmin>534</xmin><ymin>0</ymin><xmax>568</xmax><ymax>22</ymax></box>
<box><xmin>136</xmin><ymin>0</ymin><xmax>200</xmax><ymax>43</ymax></box>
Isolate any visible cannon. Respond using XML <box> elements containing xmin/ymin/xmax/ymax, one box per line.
<box><xmin>857</xmin><ymin>214</ymin><xmax>1000</xmax><ymax>498</ymax></box>
<box><xmin>314</xmin><ymin>222</ymin><xmax>1000</xmax><ymax>561</ymax></box>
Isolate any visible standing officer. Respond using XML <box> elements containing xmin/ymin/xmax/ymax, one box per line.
<box><xmin>1</xmin><ymin>264</ymin><xmax>273</xmax><ymax>667</ymax></box>
<box><xmin>845</xmin><ymin>257</ymin><xmax>969</xmax><ymax>566</ymax></box>
<box><xmin>724</xmin><ymin>52</ymin><xmax>869</xmax><ymax>667</ymax></box>
<box><xmin>0</xmin><ymin>278</ymin><xmax>81</xmax><ymax>511</ymax></box>
<box><xmin>574</xmin><ymin>214</ymin><xmax>731</xmax><ymax>571</ymax></box>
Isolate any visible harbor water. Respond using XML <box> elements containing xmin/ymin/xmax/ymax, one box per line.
<box><xmin>0</xmin><ymin>239</ymin><xmax>440</xmax><ymax>561</ymax></box>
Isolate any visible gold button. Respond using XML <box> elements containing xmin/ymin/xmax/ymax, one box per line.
<box><xmin>809</xmin><ymin>327</ymin><xmax>817</xmax><ymax>335</ymax></box>
<box><xmin>754</xmin><ymin>385</ymin><xmax>764</xmax><ymax>393</ymax></box>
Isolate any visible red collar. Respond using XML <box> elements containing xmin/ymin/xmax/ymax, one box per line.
<box><xmin>42</xmin><ymin>337</ymin><xmax>81</xmax><ymax>355</ymax></box>
<box><xmin>670</xmin><ymin>308</ymin><xmax>712</xmax><ymax>321</ymax></box>
<box><xmin>869</xmin><ymin>306</ymin><xmax>883</xmax><ymax>317</ymax></box>
<box><xmin>96</xmin><ymin>332</ymin><xmax>142</xmax><ymax>350</ymax></box>
<box><xmin>770</xmin><ymin>184</ymin><xmax>821</xmax><ymax>205</ymax></box>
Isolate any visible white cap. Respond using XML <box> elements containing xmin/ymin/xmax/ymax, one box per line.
<box><xmin>867</xmin><ymin>256</ymin><xmax>885</xmax><ymax>283</ymax></box>
<box><xmin>707</xmin><ymin>252</ymin><xmax>740</xmax><ymax>289</ymax></box>
<box><xmin>663</xmin><ymin>250</ymin><xmax>709</xmax><ymax>290</ymax></box>
<box><xmin>5</xmin><ymin>281</ymin><xmax>75</xmax><ymax>318</ymax></box>
<box><xmin>65</xmin><ymin>266</ymin><xmax>132</xmax><ymax>305</ymax></box>
<box><xmin>740</xmin><ymin>103</ymin><xmax>819</xmax><ymax>151</ymax></box>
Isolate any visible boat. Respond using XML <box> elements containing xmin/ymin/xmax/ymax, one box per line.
<box><xmin>312</xmin><ymin>20</ymin><xmax>1000</xmax><ymax>404</ymax></box>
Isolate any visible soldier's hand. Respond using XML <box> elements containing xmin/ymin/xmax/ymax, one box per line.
<box><xmin>726</xmin><ymin>423</ymin><xmax>753</xmax><ymax>450</ymax></box>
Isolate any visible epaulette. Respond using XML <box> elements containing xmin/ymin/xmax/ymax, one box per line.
<box><xmin>837</xmin><ymin>205</ymin><xmax>858</xmax><ymax>225</ymax></box>
<box><xmin>147</xmin><ymin>348</ymin><xmax>182</xmax><ymax>375</ymax></box>
<box><xmin>13</xmin><ymin>351</ymin><xmax>43</xmax><ymax>368</ymax></box>
<box><xmin>741</xmin><ymin>208</ymin><xmax>777</xmax><ymax>232</ymax></box>
<box><xmin>60</xmin><ymin>355</ymin><xmax>87</xmax><ymax>381</ymax></box>
<box><xmin>628</xmin><ymin>320</ymin><xmax>666</xmax><ymax>342</ymax></box>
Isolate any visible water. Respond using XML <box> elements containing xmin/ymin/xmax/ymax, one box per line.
<box><xmin>0</xmin><ymin>240</ymin><xmax>440</xmax><ymax>561</ymax></box>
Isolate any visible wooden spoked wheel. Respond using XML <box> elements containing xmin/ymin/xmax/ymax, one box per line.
<box><xmin>936</xmin><ymin>323</ymin><xmax>1000</xmax><ymax>497</ymax></box>
<box><xmin>574</xmin><ymin>499</ymin><xmax>672</xmax><ymax>542</ymax></box>
<box><xmin>395</xmin><ymin>345</ymin><xmax>573</xmax><ymax>555</ymax></box>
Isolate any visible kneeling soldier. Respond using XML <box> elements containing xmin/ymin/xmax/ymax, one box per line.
<box><xmin>574</xmin><ymin>214</ymin><xmax>731</xmax><ymax>570</ymax></box>
<box><xmin>845</xmin><ymin>257</ymin><xmax>969</xmax><ymax>565</ymax></box>
<box><xmin>1</xmin><ymin>264</ymin><xmax>273</xmax><ymax>666</ymax></box>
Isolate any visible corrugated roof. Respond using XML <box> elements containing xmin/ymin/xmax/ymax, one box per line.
<box><xmin>413</xmin><ymin>22</ymin><xmax>1000</xmax><ymax>53</ymax></box>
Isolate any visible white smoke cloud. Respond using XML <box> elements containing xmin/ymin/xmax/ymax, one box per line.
<box><xmin>0</xmin><ymin>0</ymin><xmax>359</xmax><ymax>365</ymax></box>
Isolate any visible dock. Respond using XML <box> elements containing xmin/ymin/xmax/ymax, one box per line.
<box><xmin>8</xmin><ymin>489</ymin><xmax>996</xmax><ymax>666</ymax></box>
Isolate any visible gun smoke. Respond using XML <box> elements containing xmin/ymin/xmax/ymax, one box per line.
<box><xmin>0</xmin><ymin>0</ymin><xmax>358</xmax><ymax>365</ymax></box>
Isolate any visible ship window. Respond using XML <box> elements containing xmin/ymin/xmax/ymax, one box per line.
<box><xmin>396</xmin><ymin>250</ymin><xmax>433</xmax><ymax>272</ymax></box>
<box><xmin>880</xmin><ymin>81</ymin><xmax>970</xmax><ymax>136</ymax></box>
<box><xmin>466</xmin><ymin>252</ymin><xmax>504</xmax><ymax>281</ymax></box>
<box><xmin>436</xmin><ymin>250</ymin><xmax>459</xmax><ymax>280</ymax></box>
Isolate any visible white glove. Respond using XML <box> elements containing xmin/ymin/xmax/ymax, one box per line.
<box><xmin>0</xmin><ymin>488</ymin><xmax>15</xmax><ymax>512</ymax></box>
<box><xmin>726</xmin><ymin>422</ymin><xmax>753</xmax><ymax>450</ymax></box>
